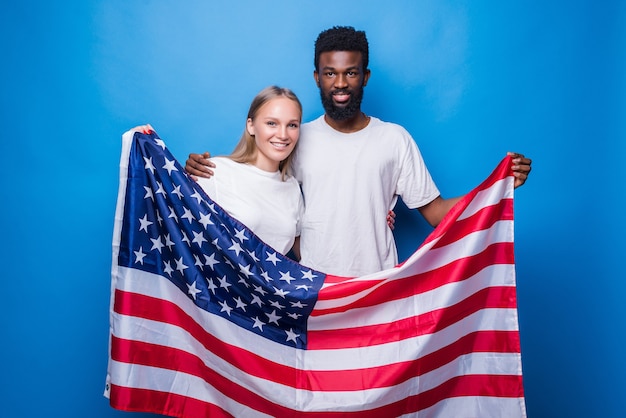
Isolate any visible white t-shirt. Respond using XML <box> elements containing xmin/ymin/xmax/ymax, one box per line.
<box><xmin>292</xmin><ymin>116</ymin><xmax>439</xmax><ymax>277</ymax></box>
<box><xmin>196</xmin><ymin>157</ymin><xmax>304</xmax><ymax>255</ymax></box>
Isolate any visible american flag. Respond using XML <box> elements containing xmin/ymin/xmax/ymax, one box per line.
<box><xmin>105</xmin><ymin>129</ymin><xmax>526</xmax><ymax>417</ymax></box>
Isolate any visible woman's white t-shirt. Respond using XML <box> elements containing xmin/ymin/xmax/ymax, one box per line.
<box><xmin>196</xmin><ymin>157</ymin><xmax>304</xmax><ymax>255</ymax></box>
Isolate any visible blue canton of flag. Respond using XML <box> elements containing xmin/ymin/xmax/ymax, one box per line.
<box><xmin>117</xmin><ymin>130</ymin><xmax>325</xmax><ymax>348</ymax></box>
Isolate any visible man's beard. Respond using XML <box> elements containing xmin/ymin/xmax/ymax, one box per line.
<box><xmin>320</xmin><ymin>86</ymin><xmax>364</xmax><ymax>121</ymax></box>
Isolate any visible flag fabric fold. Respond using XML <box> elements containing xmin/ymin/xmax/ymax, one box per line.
<box><xmin>105</xmin><ymin>129</ymin><xmax>526</xmax><ymax>417</ymax></box>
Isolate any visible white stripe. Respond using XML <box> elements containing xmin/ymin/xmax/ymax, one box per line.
<box><xmin>401</xmin><ymin>396</ymin><xmax>526</xmax><ymax>418</ymax></box>
<box><xmin>458</xmin><ymin>176</ymin><xmax>513</xmax><ymax>221</ymax></box>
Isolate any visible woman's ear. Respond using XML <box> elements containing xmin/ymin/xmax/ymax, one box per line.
<box><xmin>246</xmin><ymin>118</ymin><xmax>255</xmax><ymax>136</ymax></box>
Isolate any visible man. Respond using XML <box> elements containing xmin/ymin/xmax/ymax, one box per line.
<box><xmin>186</xmin><ymin>26</ymin><xmax>532</xmax><ymax>277</ymax></box>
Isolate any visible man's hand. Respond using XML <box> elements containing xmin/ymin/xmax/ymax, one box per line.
<box><xmin>387</xmin><ymin>210</ymin><xmax>396</xmax><ymax>230</ymax></box>
<box><xmin>508</xmin><ymin>152</ymin><xmax>532</xmax><ymax>189</ymax></box>
<box><xmin>185</xmin><ymin>152</ymin><xmax>215</xmax><ymax>180</ymax></box>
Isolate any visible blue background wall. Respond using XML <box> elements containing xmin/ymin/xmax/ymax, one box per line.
<box><xmin>2</xmin><ymin>1</ymin><xmax>624</xmax><ymax>417</ymax></box>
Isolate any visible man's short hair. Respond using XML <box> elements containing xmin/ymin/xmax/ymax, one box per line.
<box><xmin>314</xmin><ymin>26</ymin><xmax>369</xmax><ymax>71</ymax></box>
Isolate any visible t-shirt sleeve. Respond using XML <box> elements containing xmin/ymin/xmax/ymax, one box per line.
<box><xmin>195</xmin><ymin>158</ymin><xmax>219</xmax><ymax>201</ymax></box>
<box><xmin>395</xmin><ymin>131</ymin><xmax>440</xmax><ymax>209</ymax></box>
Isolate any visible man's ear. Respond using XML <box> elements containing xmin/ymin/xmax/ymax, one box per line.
<box><xmin>362</xmin><ymin>69</ymin><xmax>371</xmax><ymax>87</ymax></box>
<box><xmin>313</xmin><ymin>70</ymin><xmax>320</xmax><ymax>87</ymax></box>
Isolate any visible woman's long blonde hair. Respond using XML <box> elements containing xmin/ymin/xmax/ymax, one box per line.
<box><xmin>229</xmin><ymin>86</ymin><xmax>302</xmax><ymax>180</ymax></box>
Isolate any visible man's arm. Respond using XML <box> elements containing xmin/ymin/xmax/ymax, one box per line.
<box><xmin>185</xmin><ymin>152</ymin><xmax>216</xmax><ymax>179</ymax></box>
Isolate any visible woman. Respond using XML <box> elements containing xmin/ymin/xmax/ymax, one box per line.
<box><xmin>195</xmin><ymin>86</ymin><xmax>304</xmax><ymax>256</ymax></box>
<box><xmin>134</xmin><ymin>86</ymin><xmax>304</xmax><ymax>256</ymax></box>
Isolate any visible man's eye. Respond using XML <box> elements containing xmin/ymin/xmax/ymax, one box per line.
<box><xmin>325</xmin><ymin>72</ymin><xmax>335</xmax><ymax>77</ymax></box>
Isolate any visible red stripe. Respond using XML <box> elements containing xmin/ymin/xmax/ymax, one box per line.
<box><xmin>309</xmin><ymin>285</ymin><xmax>517</xmax><ymax>349</ymax></box>
<box><xmin>109</xmin><ymin>384</ymin><xmax>233</xmax><ymax>418</ymax></box>
<box><xmin>431</xmin><ymin>199</ymin><xmax>513</xmax><ymax>249</ymax></box>
<box><xmin>314</xmin><ymin>242</ymin><xmax>514</xmax><ymax>309</ymax></box>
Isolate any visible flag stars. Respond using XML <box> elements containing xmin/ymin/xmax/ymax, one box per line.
<box><xmin>190</xmin><ymin>190</ymin><xmax>203</xmax><ymax>204</ymax></box>
<box><xmin>270</xmin><ymin>300</ymin><xmax>285</xmax><ymax>310</ymax></box>
<box><xmin>143</xmin><ymin>156</ymin><xmax>156</xmax><ymax>173</ymax></box>
<box><xmin>290</xmin><ymin>300</ymin><xmax>307</xmax><ymax>309</ymax></box>
<box><xmin>296</xmin><ymin>284</ymin><xmax>312</xmax><ymax>291</ymax></box>
<box><xmin>155</xmin><ymin>182</ymin><xmax>166</xmax><ymax>196</ymax></box>
<box><xmin>234</xmin><ymin>229</ymin><xmax>248</xmax><ymax>242</ymax></box>
<box><xmin>163</xmin><ymin>260</ymin><xmax>174</xmax><ymax>276</ymax></box>
<box><xmin>206</xmin><ymin>278</ymin><xmax>217</xmax><ymax>295</ymax></box>
<box><xmin>301</xmin><ymin>270</ymin><xmax>317</xmax><ymax>281</ymax></box>
<box><xmin>260</xmin><ymin>271</ymin><xmax>273</xmax><ymax>282</ymax></box>
<box><xmin>181</xmin><ymin>231</ymin><xmax>191</xmax><ymax>245</ymax></box>
<box><xmin>134</xmin><ymin>247</ymin><xmax>147</xmax><ymax>265</ymax></box>
<box><xmin>187</xmin><ymin>281</ymin><xmax>201</xmax><ymax>300</ymax></box>
<box><xmin>279</xmin><ymin>271</ymin><xmax>296</xmax><ymax>284</ymax></box>
<box><xmin>266</xmin><ymin>251</ymin><xmax>280</xmax><ymax>266</ymax></box>
<box><xmin>171</xmin><ymin>185</ymin><xmax>184</xmax><ymax>199</ymax></box>
<box><xmin>198</xmin><ymin>212</ymin><xmax>213</xmax><ymax>228</ymax></box>
<box><xmin>150</xmin><ymin>237</ymin><xmax>164</xmax><ymax>253</ymax></box>
<box><xmin>252</xmin><ymin>316</ymin><xmax>266</xmax><ymax>331</ymax></box>
<box><xmin>285</xmin><ymin>328</ymin><xmax>300</xmax><ymax>343</ymax></box>
<box><xmin>238</xmin><ymin>264</ymin><xmax>253</xmax><ymax>279</ymax></box>
<box><xmin>250</xmin><ymin>294</ymin><xmax>264</xmax><ymax>307</ymax></box>
<box><xmin>218</xmin><ymin>275</ymin><xmax>232</xmax><ymax>291</ymax></box>
<box><xmin>164</xmin><ymin>234</ymin><xmax>175</xmax><ymax>250</ymax></box>
<box><xmin>219</xmin><ymin>300</ymin><xmax>233</xmax><ymax>316</ymax></box>
<box><xmin>154</xmin><ymin>138</ymin><xmax>166</xmax><ymax>149</ymax></box>
<box><xmin>228</xmin><ymin>240</ymin><xmax>243</xmax><ymax>256</ymax></box>
<box><xmin>204</xmin><ymin>253</ymin><xmax>219</xmax><ymax>270</ymax></box>
<box><xmin>167</xmin><ymin>206</ymin><xmax>178</xmax><ymax>222</ymax></box>
<box><xmin>138</xmin><ymin>215</ymin><xmax>153</xmax><ymax>232</ymax></box>
<box><xmin>234</xmin><ymin>297</ymin><xmax>247</xmax><ymax>312</ymax></box>
<box><xmin>266</xmin><ymin>310</ymin><xmax>281</xmax><ymax>325</ymax></box>
<box><xmin>192</xmin><ymin>231</ymin><xmax>207</xmax><ymax>246</ymax></box>
<box><xmin>143</xmin><ymin>186</ymin><xmax>154</xmax><ymax>201</ymax></box>
<box><xmin>162</xmin><ymin>157</ymin><xmax>178</xmax><ymax>175</ymax></box>
<box><xmin>247</xmin><ymin>250</ymin><xmax>260</xmax><ymax>262</ymax></box>
<box><xmin>175</xmin><ymin>257</ymin><xmax>188</xmax><ymax>274</ymax></box>
<box><xmin>193</xmin><ymin>256</ymin><xmax>204</xmax><ymax>271</ymax></box>
<box><xmin>273</xmin><ymin>286</ymin><xmax>290</xmax><ymax>298</ymax></box>
<box><xmin>181</xmin><ymin>207</ymin><xmax>194</xmax><ymax>223</ymax></box>
<box><xmin>253</xmin><ymin>284</ymin><xmax>268</xmax><ymax>296</ymax></box>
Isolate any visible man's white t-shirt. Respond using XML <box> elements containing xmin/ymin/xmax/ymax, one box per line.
<box><xmin>196</xmin><ymin>157</ymin><xmax>304</xmax><ymax>255</ymax></box>
<box><xmin>292</xmin><ymin>116</ymin><xmax>439</xmax><ymax>277</ymax></box>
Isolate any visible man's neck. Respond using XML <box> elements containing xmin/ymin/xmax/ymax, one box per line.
<box><xmin>324</xmin><ymin>111</ymin><xmax>371</xmax><ymax>133</ymax></box>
